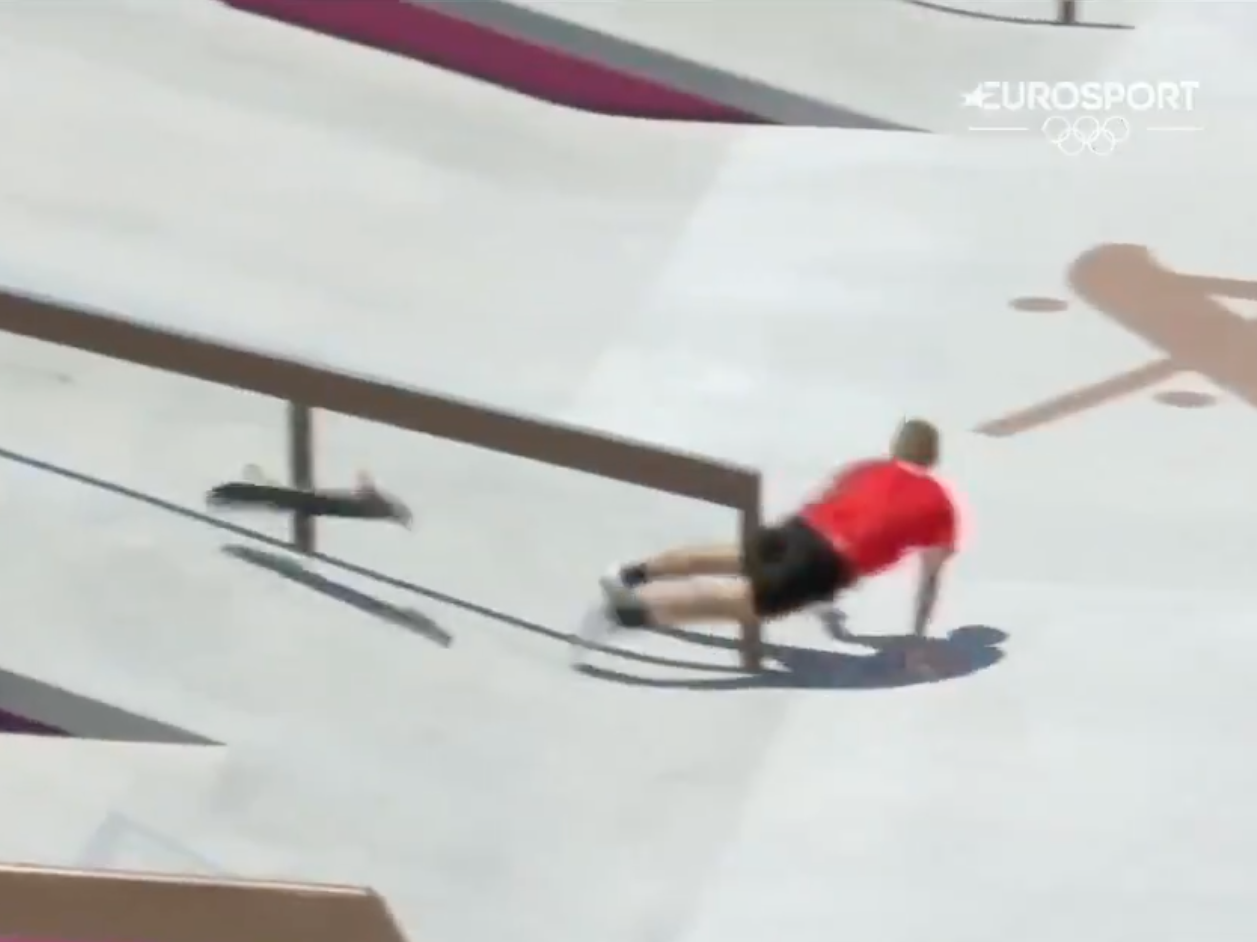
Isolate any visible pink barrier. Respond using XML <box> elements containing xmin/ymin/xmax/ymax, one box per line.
<box><xmin>0</xmin><ymin>712</ymin><xmax>63</xmax><ymax>736</ymax></box>
<box><xmin>224</xmin><ymin>0</ymin><xmax>766</xmax><ymax>123</ymax></box>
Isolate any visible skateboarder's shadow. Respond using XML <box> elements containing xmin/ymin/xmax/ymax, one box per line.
<box><xmin>580</xmin><ymin>617</ymin><xmax>1007</xmax><ymax>691</ymax></box>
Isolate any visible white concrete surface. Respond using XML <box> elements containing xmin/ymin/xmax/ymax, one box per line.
<box><xmin>0</xmin><ymin>3</ymin><xmax>1256</xmax><ymax>942</ymax></box>
<box><xmin>502</xmin><ymin>0</ymin><xmax>1156</xmax><ymax>130</ymax></box>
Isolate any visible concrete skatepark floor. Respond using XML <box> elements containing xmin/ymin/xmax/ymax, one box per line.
<box><xmin>0</xmin><ymin>3</ymin><xmax>1256</xmax><ymax>942</ymax></box>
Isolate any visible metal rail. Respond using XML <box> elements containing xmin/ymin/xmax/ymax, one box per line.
<box><xmin>0</xmin><ymin>286</ymin><xmax>766</xmax><ymax>669</ymax></box>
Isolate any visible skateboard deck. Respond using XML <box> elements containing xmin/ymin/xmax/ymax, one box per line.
<box><xmin>206</xmin><ymin>466</ymin><xmax>412</xmax><ymax>524</ymax></box>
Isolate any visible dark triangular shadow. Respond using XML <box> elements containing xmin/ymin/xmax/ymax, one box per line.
<box><xmin>0</xmin><ymin>666</ymin><xmax>218</xmax><ymax>744</ymax></box>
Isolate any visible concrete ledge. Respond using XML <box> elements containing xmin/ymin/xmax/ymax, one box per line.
<box><xmin>221</xmin><ymin>0</ymin><xmax>918</xmax><ymax>127</ymax></box>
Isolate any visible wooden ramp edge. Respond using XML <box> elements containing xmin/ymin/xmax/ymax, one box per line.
<box><xmin>0</xmin><ymin>863</ymin><xmax>409</xmax><ymax>942</ymax></box>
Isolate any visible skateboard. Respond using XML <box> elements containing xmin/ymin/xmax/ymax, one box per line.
<box><xmin>206</xmin><ymin>465</ymin><xmax>412</xmax><ymax>526</ymax></box>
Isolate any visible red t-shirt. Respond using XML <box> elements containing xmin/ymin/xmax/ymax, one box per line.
<box><xmin>798</xmin><ymin>459</ymin><xmax>958</xmax><ymax>577</ymax></box>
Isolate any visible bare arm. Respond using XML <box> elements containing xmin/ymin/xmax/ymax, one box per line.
<box><xmin>911</xmin><ymin>547</ymin><xmax>951</xmax><ymax>638</ymax></box>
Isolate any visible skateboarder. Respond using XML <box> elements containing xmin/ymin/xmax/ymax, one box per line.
<box><xmin>596</xmin><ymin>419</ymin><xmax>959</xmax><ymax>653</ymax></box>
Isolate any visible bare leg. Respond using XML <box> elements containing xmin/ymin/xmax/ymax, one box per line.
<box><xmin>605</xmin><ymin>576</ymin><xmax>759</xmax><ymax>628</ymax></box>
<box><xmin>641</xmin><ymin>543</ymin><xmax>742</xmax><ymax>579</ymax></box>
<box><xmin>640</xmin><ymin>578</ymin><xmax>757</xmax><ymax>624</ymax></box>
<box><xmin>603</xmin><ymin>542</ymin><xmax>743</xmax><ymax>597</ymax></box>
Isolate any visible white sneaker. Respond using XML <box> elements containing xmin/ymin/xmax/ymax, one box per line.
<box><xmin>573</xmin><ymin>567</ymin><xmax>644</xmax><ymax>668</ymax></box>
<box><xmin>599</xmin><ymin>563</ymin><xmax>648</xmax><ymax>598</ymax></box>
<box><xmin>598</xmin><ymin>566</ymin><xmax>629</xmax><ymax>599</ymax></box>
<box><xmin>571</xmin><ymin>605</ymin><xmax>618</xmax><ymax>667</ymax></box>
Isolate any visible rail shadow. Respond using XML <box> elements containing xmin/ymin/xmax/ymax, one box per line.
<box><xmin>222</xmin><ymin>544</ymin><xmax>454</xmax><ymax>647</ymax></box>
<box><xmin>580</xmin><ymin>621</ymin><xmax>1008</xmax><ymax>691</ymax></box>
<box><xmin>0</xmin><ymin>444</ymin><xmax>748</xmax><ymax>677</ymax></box>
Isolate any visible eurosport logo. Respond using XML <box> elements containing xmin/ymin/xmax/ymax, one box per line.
<box><xmin>964</xmin><ymin>80</ymin><xmax>1199</xmax><ymax>114</ymax></box>
<box><xmin>961</xmin><ymin>80</ymin><xmax>1204</xmax><ymax>151</ymax></box>
<box><xmin>1043</xmin><ymin>116</ymin><xmax>1130</xmax><ymax>156</ymax></box>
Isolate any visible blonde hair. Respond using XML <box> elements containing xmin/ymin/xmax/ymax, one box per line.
<box><xmin>891</xmin><ymin>418</ymin><xmax>940</xmax><ymax>468</ymax></box>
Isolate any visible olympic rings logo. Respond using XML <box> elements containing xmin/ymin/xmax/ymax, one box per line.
<box><xmin>1042</xmin><ymin>115</ymin><xmax>1131</xmax><ymax>156</ymax></box>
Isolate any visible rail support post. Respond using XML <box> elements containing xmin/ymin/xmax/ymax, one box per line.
<box><xmin>287</xmin><ymin>401</ymin><xmax>316</xmax><ymax>554</ymax></box>
<box><xmin>1059</xmin><ymin>0</ymin><xmax>1077</xmax><ymax>24</ymax></box>
<box><xmin>738</xmin><ymin>504</ymin><xmax>765</xmax><ymax>671</ymax></box>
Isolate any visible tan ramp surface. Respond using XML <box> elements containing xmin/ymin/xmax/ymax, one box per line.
<box><xmin>0</xmin><ymin>3</ymin><xmax>1256</xmax><ymax>942</ymax></box>
<box><xmin>0</xmin><ymin>864</ymin><xmax>405</xmax><ymax>942</ymax></box>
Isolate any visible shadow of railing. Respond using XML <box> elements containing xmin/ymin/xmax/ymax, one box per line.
<box><xmin>0</xmin><ymin>443</ymin><xmax>749</xmax><ymax>679</ymax></box>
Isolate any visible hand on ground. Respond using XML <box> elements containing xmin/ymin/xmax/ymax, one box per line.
<box><xmin>903</xmin><ymin>643</ymin><xmax>940</xmax><ymax>680</ymax></box>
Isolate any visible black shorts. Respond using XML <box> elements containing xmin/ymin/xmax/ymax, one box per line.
<box><xmin>744</xmin><ymin>516</ymin><xmax>855</xmax><ymax>618</ymax></box>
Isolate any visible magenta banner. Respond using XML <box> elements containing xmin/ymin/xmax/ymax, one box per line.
<box><xmin>223</xmin><ymin>0</ymin><xmax>765</xmax><ymax>122</ymax></box>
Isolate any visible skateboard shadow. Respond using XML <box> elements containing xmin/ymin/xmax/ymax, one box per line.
<box><xmin>222</xmin><ymin>544</ymin><xmax>455</xmax><ymax>647</ymax></box>
<box><xmin>578</xmin><ymin>621</ymin><xmax>1008</xmax><ymax>691</ymax></box>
